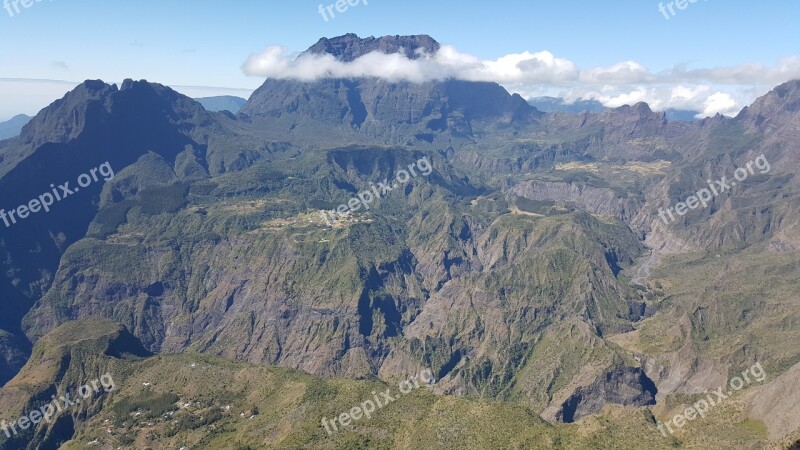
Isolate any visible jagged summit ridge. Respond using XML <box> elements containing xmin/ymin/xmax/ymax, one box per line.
<box><xmin>304</xmin><ymin>33</ymin><xmax>441</xmax><ymax>62</ymax></box>
<box><xmin>736</xmin><ymin>79</ymin><xmax>800</xmax><ymax>125</ymax></box>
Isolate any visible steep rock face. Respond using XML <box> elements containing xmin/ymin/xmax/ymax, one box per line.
<box><xmin>639</xmin><ymin>343</ymin><xmax>729</xmax><ymax>398</ymax></box>
<box><xmin>0</xmin><ymin>81</ymin><xmax>117</xmax><ymax>178</ymax></box>
<box><xmin>239</xmin><ymin>78</ymin><xmax>539</xmax><ymax>139</ymax></box>
<box><xmin>0</xmin><ymin>80</ymin><xmax>251</xmax><ymax>383</ymax></box>
<box><xmin>538</xmin><ymin>102</ymin><xmax>691</xmax><ymax>162</ymax></box>
<box><xmin>240</xmin><ymin>33</ymin><xmax>540</xmax><ymax>138</ymax></box>
<box><xmin>383</xmin><ymin>211</ymin><xmax>646</xmax><ymax>408</ymax></box>
<box><xmin>0</xmin><ymin>78</ymin><xmax>277</xmax><ymax>307</ymax></box>
<box><xmin>629</xmin><ymin>81</ymin><xmax>800</xmax><ymax>254</ymax></box>
<box><xmin>736</xmin><ymin>79</ymin><xmax>800</xmax><ymax>131</ymax></box>
<box><xmin>555</xmin><ymin>366</ymin><xmax>657</xmax><ymax>423</ymax></box>
<box><xmin>507</xmin><ymin>180</ymin><xmax>643</xmax><ymax>221</ymax></box>
<box><xmin>305</xmin><ymin>33</ymin><xmax>441</xmax><ymax>61</ymax></box>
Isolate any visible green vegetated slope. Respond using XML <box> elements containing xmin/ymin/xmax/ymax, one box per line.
<box><xmin>608</xmin><ymin>246</ymin><xmax>800</xmax><ymax>447</ymax></box>
<box><xmin>0</xmin><ymin>319</ymin><xmax>786</xmax><ymax>450</ymax></box>
<box><xmin>20</xmin><ymin>138</ymin><xmax>653</xmax><ymax>415</ymax></box>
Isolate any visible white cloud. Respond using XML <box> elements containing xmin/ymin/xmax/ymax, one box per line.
<box><xmin>242</xmin><ymin>45</ymin><xmax>577</xmax><ymax>84</ymax></box>
<box><xmin>560</xmin><ymin>84</ymin><xmax>744</xmax><ymax>118</ymax></box>
<box><xmin>579</xmin><ymin>61</ymin><xmax>652</xmax><ymax>84</ymax></box>
<box><xmin>590</xmin><ymin>87</ymin><xmax>650</xmax><ymax>108</ymax></box>
<box><xmin>242</xmin><ymin>43</ymin><xmax>800</xmax><ymax>118</ymax></box>
<box><xmin>700</xmin><ymin>92</ymin><xmax>739</xmax><ymax>117</ymax></box>
<box><xmin>466</xmin><ymin>50</ymin><xmax>578</xmax><ymax>84</ymax></box>
<box><xmin>667</xmin><ymin>56</ymin><xmax>800</xmax><ymax>85</ymax></box>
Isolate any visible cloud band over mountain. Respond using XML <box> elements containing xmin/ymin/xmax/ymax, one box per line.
<box><xmin>242</xmin><ymin>44</ymin><xmax>800</xmax><ymax>118</ymax></box>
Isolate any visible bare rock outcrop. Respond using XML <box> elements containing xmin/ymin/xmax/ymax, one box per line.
<box><xmin>507</xmin><ymin>180</ymin><xmax>642</xmax><ymax>221</ymax></box>
<box><xmin>555</xmin><ymin>365</ymin><xmax>657</xmax><ymax>422</ymax></box>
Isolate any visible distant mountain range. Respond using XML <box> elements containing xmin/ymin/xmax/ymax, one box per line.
<box><xmin>1</xmin><ymin>34</ymin><xmax>799</xmax><ymax>449</ymax></box>
<box><xmin>528</xmin><ymin>96</ymin><xmax>701</xmax><ymax>121</ymax></box>
<box><xmin>195</xmin><ymin>95</ymin><xmax>247</xmax><ymax>113</ymax></box>
<box><xmin>0</xmin><ymin>92</ymin><xmax>698</xmax><ymax>144</ymax></box>
<box><xmin>0</xmin><ymin>95</ymin><xmax>250</xmax><ymax>141</ymax></box>
<box><xmin>0</xmin><ymin>114</ymin><xmax>31</xmax><ymax>140</ymax></box>
<box><xmin>526</xmin><ymin>96</ymin><xmax>607</xmax><ymax>113</ymax></box>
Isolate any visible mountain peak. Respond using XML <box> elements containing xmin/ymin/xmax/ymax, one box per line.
<box><xmin>613</xmin><ymin>102</ymin><xmax>653</xmax><ymax>115</ymax></box>
<box><xmin>737</xmin><ymin>79</ymin><xmax>800</xmax><ymax>123</ymax></box>
<box><xmin>305</xmin><ymin>33</ymin><xmax>441</xmax><ymax>62</ymax></box>
<box><xmin>14</xmin><ymin>79</ymin><xmax>198</xmax><ymax>151</ymax></box>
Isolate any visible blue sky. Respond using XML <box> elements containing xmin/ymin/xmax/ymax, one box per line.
<box><xmin>1</xmin><ymin>0</ymin><xmax>798</xmax><ymax>120</ymax></box>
